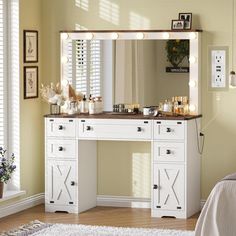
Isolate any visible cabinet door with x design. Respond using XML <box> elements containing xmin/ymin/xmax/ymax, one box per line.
<box><xmin>46</xmin><ymin>160</ymin><xmax>77</xmax><ymax>208</ymax></box>
<box><xmin>153</xmin><ymin>163</ymin><xmax>185</xmax><ymax>212</ymax></box>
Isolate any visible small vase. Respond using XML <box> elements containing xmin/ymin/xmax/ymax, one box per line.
<box><xmin>0</xmin><ymin>182</ymin><xmax>3</xmax><ymax>198</ymax></box>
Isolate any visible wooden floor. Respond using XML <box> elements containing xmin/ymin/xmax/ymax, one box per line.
<box><xmin>0</xmin><ymin>204</ymin><xmax>198</xmax><ymax>232</ymax></box>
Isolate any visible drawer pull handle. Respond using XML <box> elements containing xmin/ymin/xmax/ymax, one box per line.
<box><xmin>153</xmin><ymin>184</ymin><xmax>158</xmax><ymax>189</ymax></box>
<box><xmin>177</xmin><ymin>206</ymin><xmax>182</xmax><ymax>209</ymax></box>
<box><xmin>166</xmin><ymin>150</ymin><xmax>171</xmax><ymax>155</ymax></box>
<box><xmin>137</xmin><ymin>127</ymin><xmax>142</xmax><ymax>132</ymax></box>
<box><xmin>58</xmin><ymin>146</ymin><xmax>63</xmax><ymax>151</ymax></box>
<box><xmin>71</xmin><ymin>181</ymin><xmax>75</xmax><ymax>186</ymax></box>
<box><xmin>58</xmin><ymin>125</ymin><xmax>63</xmax><ymax>130</ymax></box>
<box><xmin>86</xmin><ymin>126</ymin><xmax>91</xmax><ymax>131</ymax></box>
<box><xmin>166</xmin><ymin>127</ymin><xmax>171</xmax><ymax>133</ymax></box>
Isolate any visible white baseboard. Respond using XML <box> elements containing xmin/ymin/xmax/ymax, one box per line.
<box><xmin>97</xmin><ymin>195</ymin><xmax>151</xmax><ymax>208</ymax></box>
<box><xmin>97</xmin><ymin>195</ymin><xmax>206</xmax><ymax>210</ymax></box>
<box><xmin>0</xmin><ymin>193</ymin><xmax>45</xmax><ymax>218</ymax></box>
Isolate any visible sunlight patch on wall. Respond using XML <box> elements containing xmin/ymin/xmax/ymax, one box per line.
<box><xmin>75</xmin><ymin>0</ymin><xmax>89</xmax><ymax>11</ymax></box>
<box><xmin>99</xmin><ymin>0</ymin><xmax>119</xmax><ymax>25</ymax></box>
<box><xmin>75</xmin><ymin>24</ymin><xmax>87</xmax><ymax>30</ymax></box>
<box><xmin>132</xmin><ymin>153</ymin><xmax>151</xmax><ymax>198</ymax></box>
<box><xmin>129</xmin><ymin>11</ymin><xmax>150</xmax><ymax>29</ymax></box>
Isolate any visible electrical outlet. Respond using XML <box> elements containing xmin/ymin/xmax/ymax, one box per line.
<box><xmin>208</xmin><ymin>46</ymin><xmax>229</xmax><ymax>91</ymax></box>
<box><xmin>211</xmin><ymin>50</ymin><xmax>226</xmax><ymax>87</ymax></box>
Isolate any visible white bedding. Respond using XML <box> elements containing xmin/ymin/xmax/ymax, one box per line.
<box><xmin>195</xmin><ymin>179</ymin><xmax>236</xmax><ymax>236</ymax></box>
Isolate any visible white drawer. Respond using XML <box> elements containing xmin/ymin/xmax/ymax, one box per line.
<box><xmin>47</xmin><ymin>139</ymin><xmax>77</xmax><ymax>159</ymax></box>
<box><xmin>78</xmin><ymin>119</ymin><xmax>152</xmax><ymax>140</ymax></box>
<box><xmin>153</xmin><ymin>142</ymin><xmax>185</xmax><ymax>162</ymax></box>
<box><xmin>154</xmin><ymin>120</ymin><xmax>185</xmax><ymax>140</ymax></box>
<box><xmin>46</xmin><ymin>118</ymin><xmax>76</xmax><ymax>138</ymax></box>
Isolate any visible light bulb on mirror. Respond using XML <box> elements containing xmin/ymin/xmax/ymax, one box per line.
<box><xmin>189</xmin><ymin>56</ymin><xmax>196</xmax><ymax>64</ymax></box>
<box><xmin>229</xmin><ymin>71</ymin><xmax>236</xmax><ymax>87</ymax></box>
<box><xmin>189</xmin><ymin>80</ymin><xmax>196</xmax><ymax>88</ymax></box>
<box><xmin>136</xmin><ymin>32</ymin><xmax>144</xmax><ymax>40</ymax></box>
<box><xmin>163</xmin><ymin>32</ymin><xmax>170</xmax><ymax>39</ymax></box>
<box><xmin>189</xmin><ymin>32</ymin><xmax>196</xmax><ymax>40</ymax></box>
<box><xmin>86</xmin><ymin>32</ymin><xmax>94</xmax><ymax>40</ymax></box>
<box><xmin>111</xmin><ymin>32</ymin><xmax>119</xmax><ymax>40</ymax></box>
<box><xmin>189</xmin><ymin>104</ymin><xmax>196</xmax><ymax>112</ymax></box>
<box><xmin>61</xmin><ymin>33</ymin><xmax>69</xmax><ymax>40</ymax></box>
<box><xmin>61</xmin><ymin>56</ymin><xmax>69</xmax><ymax>64</ymax></box>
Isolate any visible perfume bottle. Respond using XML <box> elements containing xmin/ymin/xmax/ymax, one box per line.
<box><xmin>80</xmin><ymin>95</ymin><xmax>88</xmax><ymax>113</ymax></box>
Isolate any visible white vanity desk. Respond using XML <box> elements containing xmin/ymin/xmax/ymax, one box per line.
<box><xmin>45</xmin><ymin>113</ymin><xmax>201</xmax><ymax>219</ymax></box>
<box><xmin>45</xmin><ymin>30</ymin><xmax>202</xmax><ymax>219</ymax></box>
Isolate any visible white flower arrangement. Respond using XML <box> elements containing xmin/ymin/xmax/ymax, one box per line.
<box><xmin>40</xmin><ymin>83</ymin><xmax>65</xmax><ymax>106</ymax></box>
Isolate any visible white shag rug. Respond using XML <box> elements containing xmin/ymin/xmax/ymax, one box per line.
<box><xmin>1</xmin><ymin>220</ymin><xmax>194</xmax><ymax>236</ymax></box>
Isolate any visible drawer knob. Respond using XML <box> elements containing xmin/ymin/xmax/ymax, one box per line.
<box><xmin>153</xmin><ymin>184</ymin><xmax>159</xmax><ymax>189</ymax></box>
<box><xmin>58</xmin><ymin>146</ymin><xmax>63</xmax><ymax>151</ymax></box>
<box><xmin>166</xmin><ymin>149</ymin><xmax>171</xmax><ymax>155</ymax></box>
<box><xmin>166</xmin><ymin>127</ymin><xmax>171</xmax><ymax>133</ymax></box>
<box><xmin>58</xmin><ymin>125</ymin><xmax>63</xmax><ymax>130</ymax></box>
<box><xmin>86</xmin><ymin>126</ymin><xmax>91</xmax><ymax>131</ymax></box>
<box><xmin>71</xmin><ymin>181</ymin><xmax>75</xmax><ymax>186</ymax></box>
<box><xmin>137</xmin><ymin>127</ymin><xmax>142</xmax><ymax>132</ymax></box>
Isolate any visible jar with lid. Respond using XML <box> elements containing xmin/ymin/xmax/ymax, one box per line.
<box><xmin>95</xmin><ymin>96</ymin><xmax>103</xmax><ymax>114</ymax></box>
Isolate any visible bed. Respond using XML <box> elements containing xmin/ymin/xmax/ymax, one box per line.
<box><xmin>195</xmin><ymin>173</ymin><xmax>236</xmax><ymax>236</ymax></box>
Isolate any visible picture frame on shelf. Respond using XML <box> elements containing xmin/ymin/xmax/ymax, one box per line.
<box><xmin>171</xmin><ymin>20</ymin><xmax>185</xmax><ymax>30</ymax></box>
<box><xmin>179</xmin><ymin>13</ymin><xmax>192</xmax><ymax>30</ymax></box>
<box><xmin>23</xmin><ymin>30</ymin><xmax>38</xmax><ymax>63</ymax></box>
<box><xmin>24</xmin><ymin>66</ymin><xmax>38</xmax><ymax>99</ymax></box>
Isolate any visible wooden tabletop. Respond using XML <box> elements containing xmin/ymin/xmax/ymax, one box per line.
<box><xmin>44</xmin><ymin>112</ymin><xmax>202</xmax><ymax>120</ymax></box>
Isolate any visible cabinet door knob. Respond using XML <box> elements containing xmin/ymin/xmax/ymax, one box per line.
<box><xmin>58</xmin><ymin>146</ymin><xmax>63</xmax><ymax>151</ymax></box>
<box><xmin>153</xmin><ymin>184</ymin><xmax>158</xmax><ymax>189</ymax></box>
<box><xmin>86</xmin><ymin>126</ymin><xmax>91</xmax><ymax>131</ymax></box>
<box><xmin>166</xmin><ymin>149</ymin><xmax>171</xmax><ymax>155</ymax></box>
<box><xmin>166</xmin><ymin>127</ymin><xmax>171</xmax><ymax>133</ymax></box>
<box><xmin>71</xmin><ymin>181</ymin><xmax>75</xmax><ymax>186</ymax></box>
<box><xmin>137</xmin><ymin>127</ymin><xmax>142</xmax><ymax>132</ymax></box>
<box><xmin>58</xmin><ymin>125</ymin><xmax>63</xmax><ymax>130</ymax></box>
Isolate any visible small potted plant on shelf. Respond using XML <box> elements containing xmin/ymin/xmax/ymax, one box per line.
<box><xmin>0</xmin><ymin>147</ymin><xmax>16</xmax><ymax>198</ymax></box>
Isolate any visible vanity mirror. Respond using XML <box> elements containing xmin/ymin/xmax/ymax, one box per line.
<box><xmin>60</xmin><ymin>30</ymin><xmax>201</xmax><ymax>114</ymax></box>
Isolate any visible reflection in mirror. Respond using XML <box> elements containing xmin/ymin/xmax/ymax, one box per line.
<box><xmin>64</xmin><ymin>39</ymin><xmax>190</xmax><ymax>111</ymax></box>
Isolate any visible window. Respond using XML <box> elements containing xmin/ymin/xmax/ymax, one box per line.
<box><xmin>66</xmin><ymin>39</ymin><xmax>102</xmax><ymax>99</ymax></box>
<box><xmin>0</xmin><ymin>0</ymin><xmax>20</xmax><ymax>192</ymax></box>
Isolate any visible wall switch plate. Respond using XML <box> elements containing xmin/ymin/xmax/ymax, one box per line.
<box><xmin>208</xmin><ymin>46</ymin><xmax>229</xmax><ymax>91</ymax></box>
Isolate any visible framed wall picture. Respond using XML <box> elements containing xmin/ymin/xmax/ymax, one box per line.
<box><xmin>179</xmin><ymin>13</ymin><xmax>192</xmax><ymax>30</ymax></box>
<box><xmin>171</xmin><ymin>20</ymin><xmax>185</xmax><ymax>30</ymax></box>
<box><xmin>24</xmin><ymin>66</ymin><xmax>38</xmax><ymax>99</ymax></box>
<box><xmin>23</xmin><ymin>30</ymin><xmax>38</xmax><ymax>63</ymax></box>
